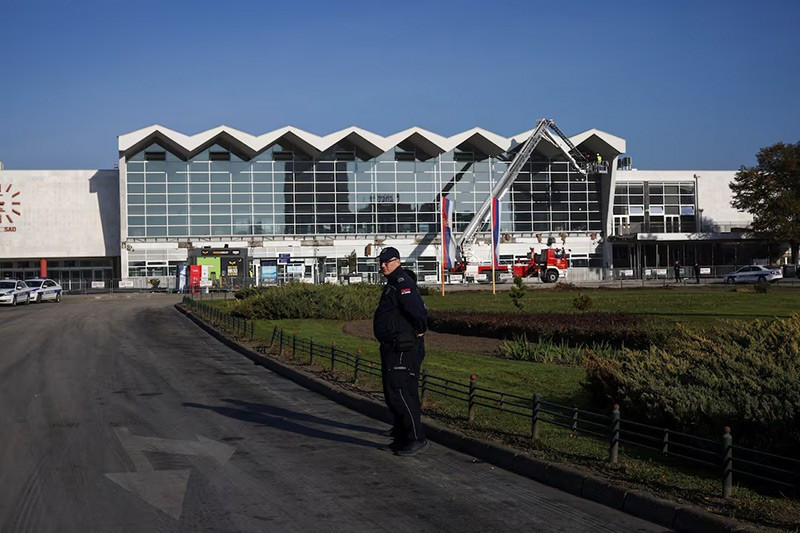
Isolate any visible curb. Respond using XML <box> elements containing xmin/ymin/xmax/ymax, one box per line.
<box><xmin>176</xmin><ymin>305</ymin><xmax>763</xmax><ymax>533</ymax></box>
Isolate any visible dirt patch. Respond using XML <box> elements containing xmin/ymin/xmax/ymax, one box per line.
<box><xmin>341</xmin><ymin>319</ymin><xmax>503</xmax><ymax>357</ymax></box>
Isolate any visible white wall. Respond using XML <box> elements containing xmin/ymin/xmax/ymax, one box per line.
<box><xmin>0</xmin><ymin>170</ymin><xmax>119</xmax><ymax>259</ymax></box>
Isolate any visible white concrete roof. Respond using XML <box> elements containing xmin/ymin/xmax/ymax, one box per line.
<box><xmin>118</xmin><ymin>123</ymin><xmax>626</xmax><ymax>159</ymax></box>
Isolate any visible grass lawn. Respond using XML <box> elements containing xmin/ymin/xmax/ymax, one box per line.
<box><xmin>423</xmin><ymin>286</ymin><xmax>800</xmax><ymax>328</ymax></box>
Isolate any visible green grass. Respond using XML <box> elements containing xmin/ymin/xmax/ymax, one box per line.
<box><xmin>423</xmin><ymin>286</ymin><xmax>800</xmax><ymax>327</ymax></box>
<box><xmin>185</xmin><ymin>297</ymin><xmax>800</xmax><ymax>529</ymax></box>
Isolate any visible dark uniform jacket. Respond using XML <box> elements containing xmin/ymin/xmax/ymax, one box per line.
<box><xmin>373</xmin><ymin>268</ymin><xmax>427</xmax><ymax>351</ymax></box>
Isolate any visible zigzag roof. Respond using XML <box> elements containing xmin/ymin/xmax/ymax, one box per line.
<box><xmin>118</xmin><ymin>123</ymin><xmax>626</xmax><ymax>159</ymax></box>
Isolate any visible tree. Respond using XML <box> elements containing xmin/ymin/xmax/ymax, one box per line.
<box><xmin>730</xmin><ymin>142</ymin><xmax>800</xmax><ymax>263</ymax></box>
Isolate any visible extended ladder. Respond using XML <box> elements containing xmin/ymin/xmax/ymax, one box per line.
<box><xmin>456</xmin><ymin>118</ymin><xmax>587</xmax><ymax>261</ymax></box>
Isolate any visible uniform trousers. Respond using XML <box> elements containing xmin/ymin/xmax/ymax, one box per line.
<box><xmin>380</xmin><ymin>343</ymin><xmax>425</xmax><ymax>444</ymax></box>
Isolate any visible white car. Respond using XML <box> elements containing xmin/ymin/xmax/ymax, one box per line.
<box><xmin>24</xmin><ymin>278</ymin><xmax>63</xmax><ymax>303</ymax></box>
<box><xmin>0</xmin><ymin>279</ymin><xmax>32</xmax><ymax>306</ymax></box>
<box><xmin>723</xmin><ymin>265</ymin><xmax>783</xmax><ymax>284</ymax></box>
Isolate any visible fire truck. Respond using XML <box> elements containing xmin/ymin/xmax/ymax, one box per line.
<box><xmin>460</xmin><ymin>245</ymin><xmax>569</xmax><ymax>283</ymax></box>
<box><xmin>451</xmin><ymin>118</ymin><xmax>589</xmax><ymax>283</ymax></box>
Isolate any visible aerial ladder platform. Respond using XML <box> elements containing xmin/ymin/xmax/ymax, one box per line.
<box><xmin>456</xmin><ymin>118</ymin><xmax>590</xmax><ymax>264</ymax></box>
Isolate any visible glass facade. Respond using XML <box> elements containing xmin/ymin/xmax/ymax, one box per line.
<box><xmin>125</xmin><ymin>142</ymin><xmax>602</xmax><ymax>239</ymax></box>
<box><xmin>613</xmin><ymin>181</ymin><xmax>696</xmax><ymax>234</ymax></box>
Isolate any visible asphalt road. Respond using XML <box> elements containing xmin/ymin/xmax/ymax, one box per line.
<box><xmin>0</xmin><ymin>295</ymin><xmax>669</xmax><ymax>532</ymax></box>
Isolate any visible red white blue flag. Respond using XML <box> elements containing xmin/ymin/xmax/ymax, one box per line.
<box><xmin>442</xmin><ymin>197</ymin><xmax>456</xmax><ymax>269</ymax></box>
<box><xmin>491</xmin><ymin>197</ymin><xmax>500</xmax><ymax>268</ymax></box>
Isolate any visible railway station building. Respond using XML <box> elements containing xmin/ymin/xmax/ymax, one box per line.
<box><xmin>0</xmin><ymin>123</ymin><xmax>783</xmax><ymax>289</ymax></box>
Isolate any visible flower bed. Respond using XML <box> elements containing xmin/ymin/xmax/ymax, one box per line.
<box><xmin>427</xmin><ymin>310</ymin><xmax>671</xmax><ymax>349</ymax></box>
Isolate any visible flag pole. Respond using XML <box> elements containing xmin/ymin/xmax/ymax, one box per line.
<box><xmin>491</xmin><ymin>197</ymin><xmax>496</xmax><ymax>295</ymax></box>
<box><xmin>441</xmin><ymin>197</ymin><xmax>446</xmax><ymax>296</ymax></box>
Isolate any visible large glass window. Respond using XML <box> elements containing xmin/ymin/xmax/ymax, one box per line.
<box><xmin>125</xmin><ymin>143</ymin><xmax>606</xmax><ymax>238</ymax></box>
<box><xmin>613</xmin><ymin>181</ymin><xmax>696</xmax><ymax>234</ymax></box>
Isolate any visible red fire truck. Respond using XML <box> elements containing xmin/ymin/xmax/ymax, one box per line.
<box><xmin>466</xmin><ymin>247</ymin><xmax>569</xmax><ymax>283</ymax></box>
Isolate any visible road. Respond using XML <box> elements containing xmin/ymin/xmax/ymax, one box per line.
<box><xmin>0</xmin><ymin>295</ymin><xmax>668</xmax><ymax>532</ymax></box>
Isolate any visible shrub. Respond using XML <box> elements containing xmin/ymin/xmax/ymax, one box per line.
<box><xmin>231</xmin><ymin>282</ymin><xmax>382</xmax><ymax>320</ymax></box>
<box><xmin>552</xmin><ymin>282</ymin><xmax>579</xmax><ymax>291</ymax></box>
<box><xmin>235</xmin><ymin>286</ymin><xmax>270</xmax><ymax>300</ymax></box>
<box><xmin>584</xmin><ymin>315</ymin><xmax>800</xmax><ymax>449</ymax></box>
<box><xmin>572</xmin><ymin>293</ymin><xmax>593</xmax><ymax>311</ymax></box>
<box><xmin>428</xmin><ymin>310</ymin><xmax>671</xmax><ymax>349</ymax></box>
<box><xmin>498</xmin><ymin>334</ymin><xmax>616</xmax><ymax>365</ymax></box>
<box><xmin>509</xmin><ymin>276</ymin><xmax>526</xmax><ymax>310</ymax></box>
<box><xmin>753</xmin><ymin>281</ymin><xmax>772</xmax><ymax>293</ymax></box>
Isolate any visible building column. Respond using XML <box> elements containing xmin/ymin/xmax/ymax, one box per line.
<box><xmin>601</xmin><ymin>155</ymin><xmax>621</xmax><ymax>277</ymax></box>
<box><xmin>40</xmin><ymin>258</ymin><xmax>47</xmax><ymax>278</ymax></box>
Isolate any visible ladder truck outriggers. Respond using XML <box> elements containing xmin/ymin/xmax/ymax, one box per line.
<box><xmin>452</xmin><ymin>118</ymin><xmax>589</xmax><ymax>284</ymax></box>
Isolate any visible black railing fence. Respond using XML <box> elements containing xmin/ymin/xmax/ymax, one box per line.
<box><xmin>182</xmin><ymin>297</ymin><xmax>800</xmax><ymax>498</ymax></box>
<box><xmin>183</xmin><ymin>296</ymin><xmax>255</xmax><ymax>341</ymax></box>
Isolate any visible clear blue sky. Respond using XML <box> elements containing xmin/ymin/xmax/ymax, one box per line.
<box><xmin>1</xmin><ymin>0</ymin><xmax>798</xmax><ymax>170</ymax></box>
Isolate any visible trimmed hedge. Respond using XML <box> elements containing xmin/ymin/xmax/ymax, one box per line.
<box><xmin>427</xmin><ymin>310</ymin><xmax>671</xmax><ymax>349</ymax></box>
<box><xmin>584</xmin><ymin>315</ymin><xmax>800</xmax><ymax>448</ymax></box>
<box><xmin>231</xmin><ymin>283</ymin><xmax>381</xmax><ymax>320</ymax></box>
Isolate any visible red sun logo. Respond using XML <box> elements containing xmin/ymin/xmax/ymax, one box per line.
<box><xmin>0</xmin><ymin>184</ymin><xmax>22</xmax><ymax>224</ymax></box>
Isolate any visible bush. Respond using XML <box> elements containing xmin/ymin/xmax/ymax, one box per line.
<box><xmin>753</xmin><ymin>281</ymin><xmax>772</xmax><ymax>293</ymax></box>
<box><xmin>231</xmin><ymin>282</ymin><xmax>382</xmax><ymax>320</ymax></box>
<box><xmin>509</xmin><ymin>276</ymin><xmax>526</xmax><ymax>310</ymax></box>
<box><xmin>235</xmin><ymin>286</ymin><xmax>270</xmax><ymax>300</ymax></box>
<box><xmin>584</xmin><ymin>315</ymin><xmax>800</xmax><ymax>449</ymax></box>
<box><xmin>552</xmin><ymin>282</ymin><xmax>579</xmax><ymax>291</ymax></box>
<box><xmin>572</xmin><ymin>293</ymin><xmax>593</xmax><ymax>311</ymax></box>
<box><xmin>428</xmin><ymin>310</ymin><xmax>671</xmax><ymax>349</ymax></box>
<box><xmin>498</xmin><ymin>334</ymin><xmax>618</xmax><ymax>365</ymax></box>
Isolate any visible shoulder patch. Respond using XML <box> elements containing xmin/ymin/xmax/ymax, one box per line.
<box><xmin>397</xmin><ymin>276</ymin><xmax>405</xmax><ymax>282</ymax></box>
<box><xmin>400</xmin><ymin>288</ymin><xmax>412</xmax><ymax>295</ymax></box>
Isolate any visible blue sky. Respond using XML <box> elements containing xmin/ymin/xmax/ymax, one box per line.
<box><xmin>1</xmin><ymin>0</ymin><xmax>797</xmax><ymax>170</ymax></box>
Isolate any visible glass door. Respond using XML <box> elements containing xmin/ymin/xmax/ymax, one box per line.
<box><xmin>613</xmin><ymin>215</ymin><xmax>630</xmax><ymax>235</ymax></box>
<box><xmin>665</xmin><ymin>215</ymin><xmax>681</xmax><ymax>233</ymax></box>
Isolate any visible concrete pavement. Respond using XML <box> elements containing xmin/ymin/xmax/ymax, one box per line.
<box><xmin>0</xmin><ymin>295</ymin><xmax>668</xmax><ymax>531</ymax></box>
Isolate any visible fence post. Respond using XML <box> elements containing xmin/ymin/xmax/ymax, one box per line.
<box><xmin>331</xmin><ymin>342</ymin><xmax>336</xmax><ymax>372</ymax></box>
<box><xmin>421</xmin><ymin>370</ymin><xmax>428</xmax><ymax>406</ymax></box>
<box><xmin>354</xmin><ymin>349</ymin><xmax>361</xmax><ymax>383</ymax></box>
<box><xmin>278</xmin><ymin>329</ymin><xmax>284</xmax><ymax>356</ymax></box>
<box><xmin>531</xmin><ymin>393</ymin><xmax>540</xmax><ymax>442</ymax></box>
<box><xmin>572</xmin><ymin>406</ymin><xmax>579</xmax><ymax>433</ymax></box>
<box><xmin>662</xmin><ymin>429</ymin><xmax>669</xmax><ymax>456</ymax></box>
<box><xmin>292</xmin><ymin>334</ymin><xmax>297</xmax><ymax>358</ymax></box>
<box><xmin>309</xmin><ymin>337</ymin><xmax>315</xmax><ymax>365</ymax></box>
<box><xmin>270</xmin><ymin>325</ymin><xmax>277</xmax><ymax>347</ymax></box>
<box><xmin>468</xmin><ymin>374</ymin><xmax>477</xmax><ymax>423</ymax></box>
<box><xmin>250</xmin><ymin>321</ymin><xmax>255</xmax><ymax>340</ymax></box>
<box><xmin>721</xmin><ymin>426</ymin><xmax>733</xmax><ymax>499</ymax></box>
<box><xmin>609</xmin><ymin>403</ymin><xmax>620</xmax><ymax>465</ymax></box>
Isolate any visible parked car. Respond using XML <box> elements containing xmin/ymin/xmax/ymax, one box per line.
<box><xmin>24</xmin><ymin>278</ymin><xmax>63</xmax><ymax>303</ymax></box>
<box><xmin>723</xmin><ymin>265</ymin><xmax>783</xmax><ymax>284</ymax></box>
<box><xmin>0</xmin><ymin>279</ymin><xmax>32</xmax><ymax>306</ymax></box>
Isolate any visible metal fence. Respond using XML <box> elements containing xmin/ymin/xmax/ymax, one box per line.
<box><xmin>58</xmin><ymin>277</ymin><xmax>179</xmax><ymax>293</ymax></box>
<box><xmin>182</xmin><ymin>298</ymin><xmax>800</xmax><ymax>498</ymax></box>
<box><xmin>182</xmin><ymin>297</ymin><xmax>255</xmax><ymax>340</ymax></box>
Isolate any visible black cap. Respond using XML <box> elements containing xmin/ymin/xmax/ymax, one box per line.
<box><xmin>378</xmin><ymin>247</ymin><xmax>400</xmax><ymax>263</ymax></box>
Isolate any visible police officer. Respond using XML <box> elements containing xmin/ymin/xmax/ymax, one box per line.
<box><xmin>373</xmin><ymin>247</ymin><xmax>429</xmax><ymax>456</ymax></box>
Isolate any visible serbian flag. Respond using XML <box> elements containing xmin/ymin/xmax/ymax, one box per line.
<box><xmin>491</xmin><ymin>197</ymin><xmax>500</xmax><ymax>267</ymax></box>
<box><xmin>442</xmin><ymin>197</ymin><xmax>456</xmax><ymax>269</ymax></box>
